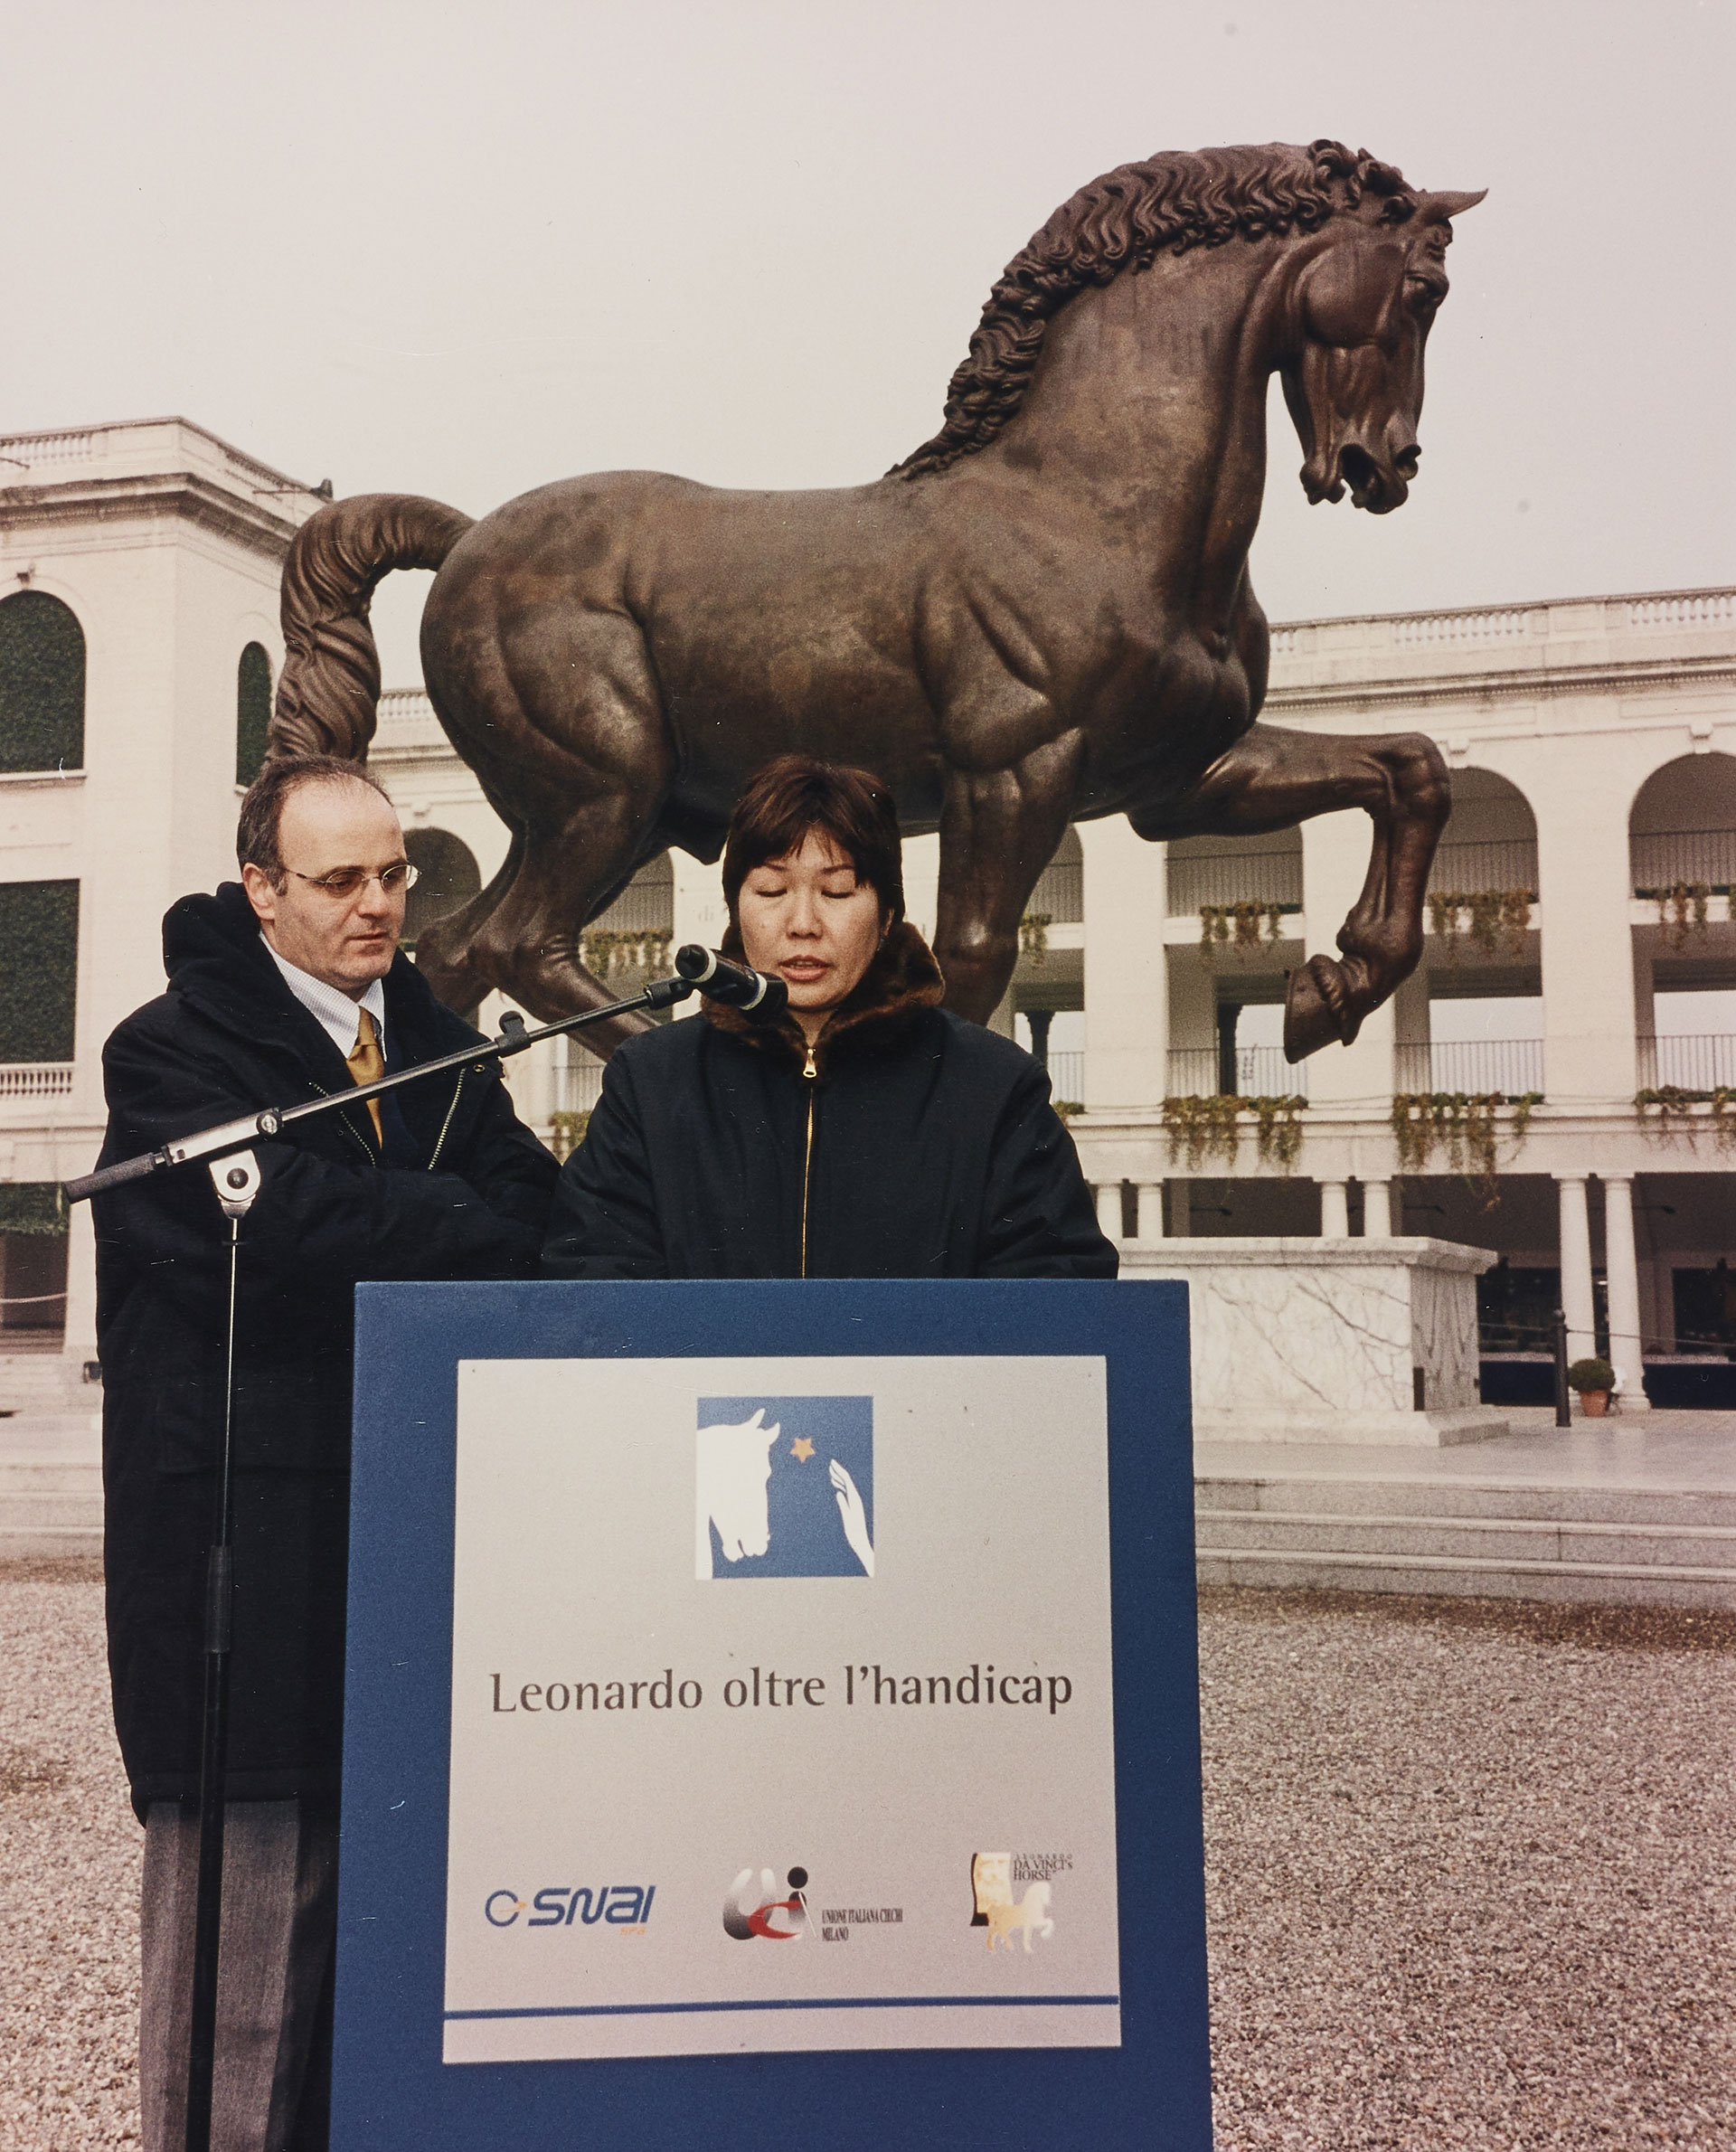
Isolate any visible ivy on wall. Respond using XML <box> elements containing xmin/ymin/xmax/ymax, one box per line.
<box><xmin>549</xmin><ymin>1109</ymin><xmax>591</xmax><ymax>1161</ymax></box>
<box><xmin>1634</xmin><ymin>1084</ymin><xmax>1736</xmax><ymax>1154</ymax></box>
<box><xmin>0</xmin><ymin>880</ymin><xmax>79</xmax><ymax>1061</ymax></box>
<box><xmin>1160</xmin><ymin>1092</ymin><xmax>1307</xmax><ymax>1172</ymax></box>
<box><xmin>0</xmin><ymin>590</ymin><xmax>85</xmax><ymax>774</ymax></box>
<box><xmin>1390</xmin><ymin>1089</ymin><xmax>1542</xmax><ymax>1200</ymax></box>
<box><xmin>1197</xmin><ymin>901</ymin><xmax>1297</xmax><ymax>961</ymax></box>
<box><xmin>1427</xmin><ymin>888</ymin><xmax>1535</xmax><ymax>962</ymax></box>
<box><xmin>236</xmin><ymin>642</ymin><xmax>273</xmax><ymax>787</ymax></box>
<box><xmin>0</xmin><ymin>1183</ymin><xmax>67</xmax><ymax>1236</ymax></box>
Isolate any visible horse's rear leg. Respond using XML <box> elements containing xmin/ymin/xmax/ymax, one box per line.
<box><xmin>1155</xmin><ymin>722</ymin><xmax>1449</xmax><ymax>1061</ymax></box>
<box><xmin>422</xmin><ymin>623</ymin><xmax>675</xmax><ymax>1051</ymax></box>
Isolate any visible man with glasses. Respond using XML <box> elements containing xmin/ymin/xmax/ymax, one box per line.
<box><xmin>93</xmin><ymin>754</ymin><xmax>558</xmax><ymax>2151</ymax></box>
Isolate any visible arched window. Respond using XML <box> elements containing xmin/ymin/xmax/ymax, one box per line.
<box><xmin>236</xmin><ymin>643</ymin><xmax>273</xmax><ymax>787</ymax></box>
<box><xmin>1429</xmin><ymin>769</ymin><xmax>1539</xmax><ymax>897</ymax></box>
<box><xmin>402</xmin><ymin>827</ymin><xmax>482</xmax><ymax>949</ymax></box>
<box><xmin>1629</xmin><ymin>752</ymin><xmax>1736</xmax><ymax>894</ymax></box>
<box><xmin>0</xmin><ymin>590</ymin><xmax>85</xmax><ymax>774</ymax></box>
<box><xmin>0</xmin><ymin>880</ymin><xmax>79</xmax><ymax>1061</ymax></box>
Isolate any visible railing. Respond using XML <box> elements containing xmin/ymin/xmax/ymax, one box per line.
<box><xmin>1427</xmin><ymin>838</ymin><xmax>1539</xmax><ymax>894</ymax></box>
<box><xmin>1394</xmin><ymin>1039</ymin><xmax>1544</xmax><ymax>1094</ymax></box>
<box><xmin>1637</xmin><ymin>1034</ymin><xmax>1736</xmax><ymax>1090</ymax></box>
<box><xmin>1630</xmin><ymin>830</ymin><xmax>1736</xmax><ymax>892</ymax></box>
<box><xmin>1028</xmin><ymin>858</ymin><xmax>1082</xmax><ymax>923</ymax></box>
<box><xmin>1043</xmin><ymin>1049</ymin><xmax>1083</xmax><ymax>1103</ymax></box>
<box><xmin>1166</xmin><ymin>1044</ymin><xmax>1308</xmax><ymax>1100</ymax></box>
<box><xmin>0</xmin><ymin>428</ymin><xmax>94</xmax><ymax>467</ymax></box>
<box><xmin>1390</xmin><ymin>608</ymin><xmax>1529</xmax><ymax>648</ymax></box>
<box><xmin>588</xmin><ymin>859</ymin><xmax>675</xmax><ymax>935</ymax></box>
<box><xmin>1165</xmin><ymin>847</ymin><xmax>1303</xmax><ymax>915</ymax></box>
<box><xmin>0</xmin><ymin>1064</ymin><xmax>75</xmax><ymax>1099</ymax></box>
<box><xmin>1628</xmin><ymin>593</ymin><xmax>1733</xmax><ymax>630</ymax></box>
<box><xmin>553</xmin><ymin>1047</ymin><xmax>606</xmax><ymax>1116</ymax></box>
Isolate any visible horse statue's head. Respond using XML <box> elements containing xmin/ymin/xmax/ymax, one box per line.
<box><xmin>697</xmin><ymin>1407</ymin><xmax>780</xmax><ymax>1566</ymax></box>
<box><xmin>1279</xmin><ymin>156</ymin><xmax>1485</xmax><ymax>515</ymax></box>
<box><xmin>894</xmin><ymin>138</ymin><xmax>1484</xmax><ymax>519</ymax></box>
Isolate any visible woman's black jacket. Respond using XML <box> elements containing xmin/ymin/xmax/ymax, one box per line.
<box><xmin>94</xmin><ymin>883</ymin><xmax>558</xmax><ymax>1812</ymax></box>
<box><xmin>542</xmin><ymin>924</ymin><xmax>1115</xmax><ymax>1280</ymax></box>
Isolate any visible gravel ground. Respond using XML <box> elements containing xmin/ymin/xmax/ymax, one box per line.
<box><xmin>2</xmin><ymin>1565</ymin><xmax>1731</xmax><ymax>2149</ymax></box>
<box><xmin>1200</xmin><ymin>1588</ymin><xmax>1736</xmax><ymax>2150</ymax></box>
<box><xmin>0</xmin><ymin>1562</ymin><xmax>140</xmax><ymax>2152</ymax></box>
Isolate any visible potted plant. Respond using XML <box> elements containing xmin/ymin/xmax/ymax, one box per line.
<box><xmin>1566</xmin><ymin>1356</ymin><xmax>1617</xmax><ymax>1418</ymax></box>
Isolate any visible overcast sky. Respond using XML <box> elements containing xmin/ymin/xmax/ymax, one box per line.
<box><xmin>5</xmin><ymin>0</ymin><xmax>1731</xmax><ymax>685</ymax></box>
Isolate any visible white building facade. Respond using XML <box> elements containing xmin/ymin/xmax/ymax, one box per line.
<box><xmin>3</xmin><ymin>419</ymin><xmax>1731</xmax><ymax>1408</ymax></box>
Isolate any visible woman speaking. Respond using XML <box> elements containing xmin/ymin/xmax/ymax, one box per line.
<box><xmin>542</xmin><ymin>755</ymin><xmax>1115</xmax><ymax>1279</ymax></box>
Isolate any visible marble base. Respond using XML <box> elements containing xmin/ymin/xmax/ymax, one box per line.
<box><xmin>1123</xmin><ymin>1236</ymin><xmax>1501</xmax><ymax>1446</ymax></box>
<box><xmin>1193</xmin><ymin>1406</ymin><xmax>1512</xmax><ymax>1449</ymax></box>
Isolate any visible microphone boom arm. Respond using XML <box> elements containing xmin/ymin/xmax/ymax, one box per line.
<box><xmin>63</xmin><ymin>975</ymin><xmax>696</xmax><ymax>1205</ymax></box>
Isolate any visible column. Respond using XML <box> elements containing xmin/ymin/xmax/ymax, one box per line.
<box><xmin>1318</xmin><ymin>1178</ymin><xmax>1350</xmax><ymax>1238</ymax></box>
<box><xmin>1557</xmin><ymin>1174</ymin><xmax>1596</xmax><ymax>1362</ymax></box>
<box><xmin>1080</xmin><ymin>818</ymin><xmax>1168</xmax><ymax>1110</ymax></box>
<box><xmin>1136</xmin><ymin>1182</ymin><xmax>1166</xmax><ymax>1244</ymax></box>
<box><xmin>62</xmin><ymin>1199</ymin><xmax>99</xmax><ymax>1377</ymax></box>
<box><xmin>1363</xmin><ymin>1180</ymin><xmax>1393</xmax><ymax>1238</ymax></box>
<box><xmin>1095</xmin><ymin>1182</ymin><xmax>1123</xmax><ymax>1241</ymax></box>
<box><xmin>1536</xmin><ymin>763</ymin><xmax>1637</xmax><ymax>1102</ymax></box>
<box><xmin>1601</xmin><ymin>1175</ymin><xmax>1650</xmax><ymax>1411</ymax></box>
<box><xmin>671</xmin><ymin>854</ymin><xmax>728</xmax><ymax>1022</ymax></box>
<box><xmin>1026</xmin><ymin>1009</ymin><xmax>1054</xmax><ymax>1069</ymax></box>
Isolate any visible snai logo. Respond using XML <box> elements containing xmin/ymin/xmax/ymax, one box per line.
<box><xmin>485</xmin><ymin>1885</ymin><xmax>655</xmax><ymax>1929</ymax></box>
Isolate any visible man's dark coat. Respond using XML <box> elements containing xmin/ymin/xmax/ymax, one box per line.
<box><xmin>95</xmin><ymin>883</ymin><xmax>558</xmax><ymax>1812</ymax></box>
<box><xmin>542</xmin><ymin>922</ymin><xmax>1116</xmax><ymax>1279</ymax></box>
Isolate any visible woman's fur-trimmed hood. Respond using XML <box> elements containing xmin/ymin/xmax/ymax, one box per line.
<box><xmin>703</xmin><ymin>919</ymin><xmax>945</xmax><ymax>1076</ymax></box>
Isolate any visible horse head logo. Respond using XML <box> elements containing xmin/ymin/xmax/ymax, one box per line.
<box><xmin>696</xmin><ymin>1408</ymin><xmax>779</xmax><ymax>1578</ymax></box>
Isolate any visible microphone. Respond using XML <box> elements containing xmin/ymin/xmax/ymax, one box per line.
<box><xmin>674</xmin><ymin>945</ymin><xmax>790</xmax><ymax>1022</ymax></box>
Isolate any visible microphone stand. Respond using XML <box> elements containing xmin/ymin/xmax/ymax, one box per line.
<box><xmin>62</xmin><ymin>975</ymin><xmax>697</xmax><ymax>2152</ymax></box>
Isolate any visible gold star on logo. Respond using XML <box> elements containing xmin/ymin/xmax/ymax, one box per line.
<box><xmin>790</xmin><ymin>1437</ymin><xmax>816</xmax><ymax>1462</ymax></box>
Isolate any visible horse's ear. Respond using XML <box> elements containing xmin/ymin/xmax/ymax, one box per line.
<box><xmin>1418</xmin><ymin>188</ymin><xmax>1486</xmax><ymax>222</ymax></box>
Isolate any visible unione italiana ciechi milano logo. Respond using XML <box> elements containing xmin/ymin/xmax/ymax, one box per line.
<box><xmin>722</xmin><ymin>1866</ymin><xmax>809</xmax><ymax>1940</ymax></box>
<box><xmin>485</xmin><ymin>1884</ymin><xmax>654</xmax><ymax>1929</ymax></box>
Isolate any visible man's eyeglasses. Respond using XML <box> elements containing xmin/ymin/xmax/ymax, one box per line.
<box><xmin>282</xmin><ymin>862</ymin><xmax>420</xmax><ymax>900</ymax></box>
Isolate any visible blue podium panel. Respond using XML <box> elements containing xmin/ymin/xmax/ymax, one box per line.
<box><xmin>335</xmin><ymin>1279</ymin><xmax>1212</xmax><ymax>2151</ymax></box>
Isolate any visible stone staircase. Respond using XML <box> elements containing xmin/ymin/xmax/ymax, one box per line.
<box><xmin>0</xmin><ymin>1445</ymin><xmax>102</xmax><ymax>1558</ymax></box>
<box><xmin>0</xmin><ymin>1349</ymin><xmax>91</xmax><ymax>1414</ymax></box>
<box><xmin>1195</xmin><ymin>1468</ymin><xmax>1736</xmax><ymax>1609</ymax></box>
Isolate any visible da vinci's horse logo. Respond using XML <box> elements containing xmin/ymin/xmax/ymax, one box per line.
<box><xmin>972</xmin><ymin>1853</ymin><xmax>1057</xmax><ymax>1955</ymax></box>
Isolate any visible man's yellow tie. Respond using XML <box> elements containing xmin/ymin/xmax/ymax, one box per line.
<box><xmin>346</xmin><ymin>1009</ymin><xmax>385</xmax><ymax>1142</ymax></box>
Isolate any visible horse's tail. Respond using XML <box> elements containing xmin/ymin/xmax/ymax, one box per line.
<box><xmin>269</xmin><ymin>494</ymin><xmax>475</xmax><ymax>764</ymax></box>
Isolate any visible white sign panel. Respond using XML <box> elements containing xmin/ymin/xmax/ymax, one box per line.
<box><xmin>444</xmin><ymin>1354</ymin><xmax>1119</xmax><ymax>2062</ymax></box>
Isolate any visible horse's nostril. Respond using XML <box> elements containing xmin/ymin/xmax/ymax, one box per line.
<box><xmin>1395</xmin><ymin>445</ymin><xmax>1420</xmax><ymax>479</ymax></box>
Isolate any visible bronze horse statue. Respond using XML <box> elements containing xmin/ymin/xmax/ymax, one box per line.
<box><xmin>269</xmin><ymin>137</ymin><xmax>1482</xmax><ymax>1062</ymax></box>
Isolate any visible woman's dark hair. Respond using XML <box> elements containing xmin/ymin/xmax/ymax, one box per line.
<box><xmin>236</xmin><ymin>754</ymin><xmax>393</xmax><ymax>884</ymax></box>
<box><xmin>722</xmin><ymin>755</ymin><xmax>905</xmax><ymax>926</ymax></box>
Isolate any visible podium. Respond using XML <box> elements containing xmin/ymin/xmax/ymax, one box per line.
<box><xmin>332</xmin><ymin>1279</ymin><xmax>1212</xmax><ymax>2151</ymax></box>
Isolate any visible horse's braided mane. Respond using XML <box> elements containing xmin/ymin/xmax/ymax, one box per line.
<box><xmin>892</xmin><ymin>138</ymin><xmax>1417</xmax><ymax>481</ymax></box>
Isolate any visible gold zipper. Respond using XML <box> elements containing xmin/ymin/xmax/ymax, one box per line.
<box><xmin>799</xmin><ymin>1043</ymin><xmax>817</xmax><ymax>1277</ymax></box>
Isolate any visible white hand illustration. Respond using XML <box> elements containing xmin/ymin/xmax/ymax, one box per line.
<box><xmin>829</xmin><ymin>1460</ymin><xmax>874</xmax><ymax>1577</ymax></box>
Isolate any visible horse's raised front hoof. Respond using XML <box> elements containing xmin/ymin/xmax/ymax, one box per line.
<box><xmin>1284</xmin><ymin>956</ymin><xmax>1361</xmax><ymax>1062</ymax></box>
